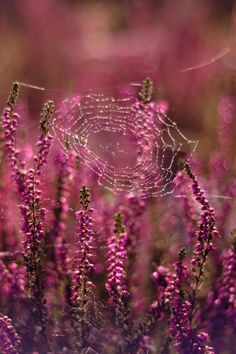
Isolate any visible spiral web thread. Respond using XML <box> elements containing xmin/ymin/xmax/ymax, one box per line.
<box><xmin>51</xmin><ymin>79</ymin><xmax>198</xmax><ymax>198</ymax></box>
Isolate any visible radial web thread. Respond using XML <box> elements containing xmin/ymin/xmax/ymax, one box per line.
<box><xmin>51</xmin><ymin>79</ymin><xmax>198</xmax><ymax>198</ymax></box>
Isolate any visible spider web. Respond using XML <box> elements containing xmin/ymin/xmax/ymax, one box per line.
<box><xmin>51</xmin><ymin>86</ymin><xmax>198</xmax><ymax>198</ymax></box>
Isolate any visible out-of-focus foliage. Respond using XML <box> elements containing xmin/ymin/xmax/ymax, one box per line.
<box><xmin>0</xmin><ymin>0</ymin><xmax>236</xmax><ymax>157</ymax></box>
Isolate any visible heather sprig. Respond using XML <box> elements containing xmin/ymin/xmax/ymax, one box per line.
<box><xmin>2</xmin><ymin>86</ymin><xmax>54</xmax><ymax>251</ymax></box>
<box><xmin>138</xmin><ymin>77</ymin><xmax>153</xmax><ymax>104</ymax></box>
<box><xmin>168</xmin><ymin>248</ymin><xmax>214</xmax><ymax>354</ymax></box>
<box><xmin>133</xmin><ymin>266</ymin><xmax>171</xmax><ymax>353</ymax></box>
<box><xmin>50</xmin><ymin>152</ymin><xmax>75</xmax><ymax>276</ymax></box>
<box><xmin>0</xmin><ymin>260</ymin><xmax>14</xmax><ymax>298</ymax></box>
<box><xmin>163</xmin><ymin>162</ymin><xmax>221</xmax><ymax>353</ymax></box>
<box><xmin>184</xmin><ymin>163</ymin><xmax>219</xmax><ymax>310</ymax></box>
<box><xmin>19</xmin><ymin>101</ymin><xmax>54</xmax><ymax>351</ymax></box>
<box><xmin>2</xmin><ymin>85</ymin><xmax>53</xmax><ymax>252</ymax></box>
<box><xmin>203</xmin><ymin>232</ymin><xmax>236</xmax><ymax>349</ymax></box>
<box><xmin>19</xmin><ymin>100</ymin><xmax>54</xmax><ymax>282</ymax></box>
<box><xmin>106</xmin><ymin>212</ymin><xmax>128</xmax><ymax>297</ymax></box>
<box><xmin>152</xmin><ymin>265</ymin><xmax>173</xmax><ymax>305</ymax></box>
<box><xmin>6</xmin><ymin>82</ymin><xmax>20</xmax><ymax>112</ymax></box>
<box><xmin>121</xmin><ymin>196</ymin><xmax>147</xmax><ymax>312</ymax></box>
<box><xmin>106</xmin><ymin>213</ymin><xmax>138</xmax><ymax>351</ymax></box>
<box><xmin>2</xmin><ymin>84</ymin><xmax>54</xmax><ymax>350</ymax></box>
<box><xmin>40</xmin><ymin>100</ymin><xmax>54</xmax><ymax>136</ymax></box>
<box><xmin>174</xmin><ymin>171</ymin><xmax>199</xmax><ymax>244</ymax></box>
<box><xmin>120</xmin><ymin>195</ymin><xmax>146</xmax><ymax>263</ymax></box>
<box><xmin>72</xmin><ymin>186</ymin><xmax>95</xmax><ymax>303</ymax></box>
<box><xmin>134</xmin><ymin>82</ymin><xmax>156</xmax><ymax>169</ymax></box>
<box><xmin>71</xmin><ymin>186</ymin><xmax>95</xmax><ymax>349</ymax></box>
<box><xmin>0</xmin><ymin>260</ymin><xmax>25</xmax><ymax>300</ymax></box>
<box><xmin>0</xmin><ymin>314</ymin><xmax>21</xmax><ymax>354</ymax></box>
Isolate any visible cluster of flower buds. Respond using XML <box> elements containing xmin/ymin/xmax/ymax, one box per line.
<box><xmin>72</xmin><ymin>186</ymin><xmax>95</xmax><ymax>304</ymax></box>
<box><xmin>184</xmin><ymin>163</ymin><xmax>219</xmax><ymax>272</ymax></box>
<box><xmin>106</xmin><ymin>212</ymin><xmax>129</xmax><ymax>298</ymax></box>
<box><xmin>0</xmin><ymin>314</ymin><xmax>21</xmax><ymax>354</ymax></box>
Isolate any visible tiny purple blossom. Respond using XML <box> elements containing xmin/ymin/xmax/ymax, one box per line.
<box><xmin>51</xmin><ymin>152</ymin><xmax>76</xmax><ymax>276</ymax></box>
<box><xmin>204</xmin><ymin>237</ymin><xmax>236</xmax><ymax>349</ymax></box>
<box><xmin>71</xmin><ymin>186</ymin><xmax>95</xmax><ymax>304</ymax></box>
<box><xmin>0</xmin><ymin>314</ymin><xmax>21</xmax><ymax>354</ymax></box>
<box><xmin>106</xmin><ymin>212</ymin><xmax>129</xmax><ymax>298</ymax></box>
<box><xmin>168</xmin><ymin>249</ymin><xmax>214</xmax><ymax>354</ymax></box>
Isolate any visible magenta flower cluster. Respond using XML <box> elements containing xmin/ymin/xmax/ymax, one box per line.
<box><xmin>72</xmin><ymin>186</ymin><xmax>95</xmax><ymax>304</ymax></box>
<box><xmin>0</xmin><ymin>81</ymin><xmax>235</xmax><ymax>354</ymax></box>
<box><xmin>0</xmin><ymin>315</ymin><xmax>21</xmax><ymax>354</ymax></box>
<box><xmin>106</xmin><ymin>212</ymin><xmax>129</xmax><ymax>298</ymax></box>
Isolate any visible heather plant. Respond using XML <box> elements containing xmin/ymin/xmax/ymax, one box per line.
<box><xmin>0</xmin><ymin>78</ymin><xmax>235</xmax><ymax>354</ymax></box>
<box><xmin>0</xmin><ymin>314</ymin><xmax>21</xmax><ymax>354</ymax></box>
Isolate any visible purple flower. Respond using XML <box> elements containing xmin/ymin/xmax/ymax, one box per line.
<box><xmin>174</xmin><ymin>171</ymin><xmax>199</xmax><ymax>244</ymax></box>
<box><xmin>0</xmin><ymin>260</ymin><xmax>25</xmax><ymax>299</ymax></box>
<box><xmin>168</xmin><ymin>249</ymin><xmax>214</xmax><ymax>354</ymax></box>
<box><xmin>204</xmin><ymin>237</ymin><xmax>236</xmax><ymax>349</ymax></box>
<box><xmin>2</xmin><ymin>84</ymin><xmax>54</xmax><ymax>351</ymax></box>
<box><xmin>71</xmin><ymin>186</ymin><xmax>95</xmax><ymax>304</ymax></box>
<box><xmin>152</xmin><ymin>265</ymin><xmax>173</xmax><ymax>303</ymax></box>
<box><xmin>106</xmin><ymin>212</ymin><xmax>129</xmax><ymax>298</ymax></box>
<box><xmin>51</xmin><ymin>151</ymin><xmax>76</xmax><ymax>276</ymax></box>
<box><xmin>184</xmin><ymin>164</ymin><xmax>219</xmax><ymax>282</ymax></box>
<box><xmin>0</xmin><ymin>314</ymin><xmax>21</xmax><ymax>354</ymax></box>
<box><xmin>2</xmin><ymin>88</ymin><xmax>54</xmax><ymax>252</ymax></box>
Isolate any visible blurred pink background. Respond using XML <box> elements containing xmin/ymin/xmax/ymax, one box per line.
<box><xmin>1</xmin><ymin>0</ymin><xmax>236</xmax><ymax>162</ymax></box>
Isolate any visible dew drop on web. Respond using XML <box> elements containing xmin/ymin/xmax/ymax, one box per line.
<box><xmin>51</xmin><ymin>79</ymin><xmax>198</xmax><ymax>198</ymax></box>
